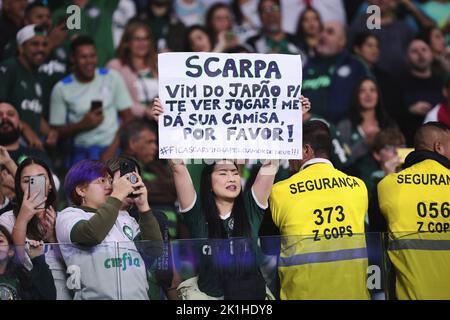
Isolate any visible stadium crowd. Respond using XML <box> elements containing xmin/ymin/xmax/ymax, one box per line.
<box><xmin>0</xmin><ymin>0</ymin><xmax>449</xmax><ymax>300</ymax></box>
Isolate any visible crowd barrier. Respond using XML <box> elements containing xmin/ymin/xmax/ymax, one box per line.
<box><xmin>2</xmin><ymin>231</ymin><xmax>449</xmax><ymax>300</ymax></box>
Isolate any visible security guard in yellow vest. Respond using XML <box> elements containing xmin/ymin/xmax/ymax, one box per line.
<box><xmin>270</xmin><ymin>121</ymin><xmax>370</xmax><ymax>300</ymax></box>
<box><xmin>378</xmin><ymin>122</ymin><xmax>450</xmax><ymax>299</ymax></box>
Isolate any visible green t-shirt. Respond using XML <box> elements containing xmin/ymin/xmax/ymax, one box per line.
<box><xmin>182</xmin><ymin>189</ymin><xmax>266</xmax><ymax>297</ymax></box>
<box><xmin>49</xmin><ymin>68</ymin><xmax>132</xmax><ymax>147</ymax></box>
<box><xmin>0</xmin><ymin>58</ymin><xmax>50</xmax><ymax>134</ymax></box>
<box><xmin>52</xmin><ymin>0</ymin><xmax>119</xmax><ymax>67</ymax></box>
<box><xmin>302</xmin><ymin>58</ymin><xmax>336</xmax><ymax>119</ymax></box>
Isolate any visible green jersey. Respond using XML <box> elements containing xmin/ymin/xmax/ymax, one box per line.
<box><xmin>0</xmin><ymin>58</ymin><xmax>54</xmax><ymax>134</ymax></box>
<box><xmin>181</xmin><ymin>188</ymin><xmax>267</xmax><ymax>297</ymax></box>
<box><xmin>52</xmin><ymin>0</ymin><xmax>119</xmax><ymax>67</ymax></box>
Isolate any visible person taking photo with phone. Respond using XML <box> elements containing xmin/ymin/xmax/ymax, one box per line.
<box><xmin>56</xmin><ymin>159</ymin><xmax>163</xmax><ymax>300</ymax></box>
<box><xmin>0</xmin><ymin>156</ymin><xmax>69</xmax><ymax>300</ymax></box>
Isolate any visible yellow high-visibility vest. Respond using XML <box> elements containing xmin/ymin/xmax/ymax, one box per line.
<box><xmin>270</xmin><ymin>160</ymin><xmax>369</xmax><ymax>300</ymax></box>
<box><xmin>378</xmin><ymin>159</ymin><xmax>450</xmax><ymax>300</ymax></box>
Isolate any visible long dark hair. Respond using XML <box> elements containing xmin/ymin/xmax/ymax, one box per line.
<box><xmin>116</xmin><ymin>19</ymin><xmax>158</xmax><ymax>77</ymax></box>
<box><xmin>205</xmin><ymin>3</ymin><xmax>232</xmax><ymax>44</ymax></box>
<box><xmin>185</xmin><ymin>25</ymin><xmax>213</xmax><ymax>51</ymax></box>
<box><xmin>200</xmin><ymin>162</ymin><xmax>251</xmax><ymax>239</ymax></box>
<box><xmin>200</xmin><ymin>162</ymin><xmax>259</xmax><ymax>282</ymax></box>
<box><xmin>349</xmin><ymin>77</ymin><xmax>394</xmax><ymax>128</ymax></box>
<box><xmin>296</xmin><ymin>6</ymin><xmax>322</xmax><ymax>41</ymax></box>
<box><xmin>13</xmin><ymin>157</ymin><xmax>57</xmax><ymax>241</ymax></box>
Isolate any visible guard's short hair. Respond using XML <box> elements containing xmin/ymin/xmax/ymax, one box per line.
<box><xmin>414</xmin><ymin>122</ymin><xmax>449</xmax><ymax>150</ymax></box>
<box><xmin>303</xmin><ymin>120</ymin><xmax>332</xmax><ymax>159</ymax></box>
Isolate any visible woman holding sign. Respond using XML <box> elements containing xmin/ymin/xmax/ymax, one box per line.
<box><xmin>151</xmin><ymin>96</ymin><xmax>310</xmax><ymax>300</ymax></box>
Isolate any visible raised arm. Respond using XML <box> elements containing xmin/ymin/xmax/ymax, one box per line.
<box><xmin>252</xmin><ymin>160</ymin><xmax>279</xmax><ymax>208</ymax></box>
<box><xmin>152</xmin><ymin>98</ymin><xmax>197</xmax><ymax>211</ymax></box>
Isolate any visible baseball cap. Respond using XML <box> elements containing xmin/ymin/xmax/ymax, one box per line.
<box><xmin>16</xmin><ymin>24</ymin><xmax>47</xmax><ymax>46</ymax></box>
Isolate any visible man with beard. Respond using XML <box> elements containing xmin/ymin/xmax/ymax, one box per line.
<box><xmin>301</xmin><ymin>21</ymin><xmax>368</xmax><ymax>123</ymax></box>
<box><xmin>396</xmin><ymin>38</ymin><xmax>445</xmax><ymax>146</ymax></box>
<box><xmin>2</xmin><ymin>1</ymin><xmax>68</xmax><ymax>126</ymax></box>
<box><xmin>0</xmin><ymin>24</ymin><xmax>59</xmax><ymax>147</ymax></box>
<box><xmin>0</xmin><ymin>102</ymin><xmax>52</xmax><ymax>168</ymax></box>
<box><xmin>246</xmin><ymin>0</ymin><xmax>301</xmax><ymax>55</ymax></box>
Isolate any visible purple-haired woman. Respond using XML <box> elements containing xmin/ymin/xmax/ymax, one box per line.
<box><xmin>55</xmin><ymin>160</ymin><xmax>162</xmax><ymax>300</ymax></box>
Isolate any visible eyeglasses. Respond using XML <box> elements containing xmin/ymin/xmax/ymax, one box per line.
<box><xmin>131</xmin><ymin>36</ymin><xmax>150</xmax><ymax>42</ymax></box>
<box><xmin>90</xmin><ymin>177</ymin><xmax>113</xmax><ymax>186</ymax></box>
<box><xmin>261</xmin><ymin>4</ymin><xmax>280</xmax><ymax>14</ymax></box>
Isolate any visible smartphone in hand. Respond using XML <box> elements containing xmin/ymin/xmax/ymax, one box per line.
<box><xmin>90</xmin><ymin>100</ymin><xmax>103</xmax><ymax>113</ymax></box>
<box><xmin>120</xmin><ymin>159</ymin><xmax>139</xmax><ymax>198</ymax></box>
<box><xmin>29</xmin><ymin>175</ymin><xmax>46</xmax><ymax>209</ymax></box>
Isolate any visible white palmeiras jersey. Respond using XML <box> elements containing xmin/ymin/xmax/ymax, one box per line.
<box><xmin>56</xmin><ymin>207</ymin><xmax>148</xmax><ymax>300</ymax></box>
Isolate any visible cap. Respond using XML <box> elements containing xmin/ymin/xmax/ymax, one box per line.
<box><xmin>16</xmin><ymin>24</ymin><xmax>47</xmax><ymax>46</ymax></box>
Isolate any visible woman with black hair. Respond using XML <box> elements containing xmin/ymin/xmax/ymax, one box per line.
<box><xmin>151</xmin><ymin>99</ymin><xmax>277</xmax><ymax>299</ymax></box>
<box><xmin>151</xmin><ymin>97</ymin><xmax>310</xmax><ymax>299</ymax></box>
<box><xmin>0</xmin><ymin>225</ymin><xmax>56</xmax><ymax>300</ymax></box>
<box><xmin>0</xmin><ymin>157</ymin><xmax>69</xmax><ymax>299</ymax></box>
<box><xmin>295</xmin><ymin>6</ymin><xmax>322</xmax><ymax>58</ymax></box>
<box><xmin>337</xmin><ymin>78</ymin><xmax>397</xmax><ymax>185</ymax></box>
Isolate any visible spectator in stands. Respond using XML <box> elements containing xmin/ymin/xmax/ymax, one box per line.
<box><xmin>302</xmin><ymin>21</ymin><xmax>368</xmax><ymax>123</ymax></box>
<box><xmin>295</xmin><ymin>6</ymin><xmax>323</xmax><ymax>58</ymax></box>
<box><xmin>205</xmin><ymin>3</ymin><xmax>240</xmax><ymax>52</ymax></box>
<box><xmin>0</xmin><ymin>157</ymin><xmax>69</xmax><ymax>299</ymax></box>
<box><xmin>151</xmin><ymin>98</ymin><xmax>278</xmax><ymax>300</ymax></box>
<box><xmin>0</xmin><ymin>0</ymin><xmax>27</xmax><ymax>60</ymax></box>
<box><xmin>185</xmin><ymin>25</ymin><xmax>218</xmax><ymax>52</ymax></box>
<box><xmin>49</xmin><ymin>36</ymin><xmax>134</xmax><ymax>166</ymax></box>
<box><xmin>397</xmin><ymin>38</ymin><xmax>444</xmax><ymax>146</ymax></box>
<box><xmin>349</xmin><ymin>0</ymin><xmax>417</xmax><ymax>77</ymax></box>
<box><xmin>368</xmin><ymin>127</ymin><xmax>405</xmax><ymax>197</ymax></box>
<box><xmin>230</xmin><ymin>0</ymin><xmax>260</xmax><ymax>43</ymax></box>
<box><xmin>2</xmin><ymin>1</ymin><xmax>68</xmax><ymax>63</ymax></box>
<box><xmin>246</xmin><ymin>0</ymin><xmax>301</xmax><ymax>55</ymax></box>
<box><xmin>118</xmin><ymin>119</ymin><xmax>177</xmax><ymax>216</ymax></box>
<box><xmin>56</xmin><ymin>159</ymin><xmax>162</xmax><ymax>299</ymax></box>
<box><xmin>352</xmin><ymin>32</ymin><xmax>400</xmax><ymax>117</ymax></box>
<box><xmin>105</xmin><ymin>155</ymin><xmax>181</xmax><ymax>300</ymax></box>
<box><xmin>143</xmin><ymin>0</ymin><xmax>186</xmax><ymax>53</ymax></box>
<box><xmin>173</xmin><ymin>0</ymin><xmax>206</xmax><ymax>27</ymax></box>
<box><xmin>281</xmin><ymin>0</ymin><xmax>346</xmax><ymax>35</ymax></box>
<box><xmin>0</xmin><ymin>25</ymin><xmax>59</xmax><ymax>147</ymax></box>
<box><xmin>0</xmin><ymin>147</ymin><xmax>15</xmax><ymax>215</ymax></box>
<box><xmin>0</xmin><ymin>103</ymin><xmax>53</xmax><ymax>168</ymax></box>
<box><xmin>51</xmin><ymin>0</ymin><xmax>136</xmax><ymax>67</ymax></box>
<box><xmin>424</xmin><ymin>71</ymin><xmax>450</xmax><ymax>127</ymax></box>
<box><xmin>0</xmin><ymin>225</ymin><xmax>56</xmax><ymax>300</ymax></box>
<box><xmin>108</xmin><ymin>20</ymin><xmax>159</xmax><ymax>120</ymax></box>
<box><xmin>338</xmin><ymin>78</ymin><xmax>396</xmax><ymax>185</ymax></box>
<box><xmin>418</xmin><ymin>26</ymin><xmax>450</xmax><ymax>78</ymax></box>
